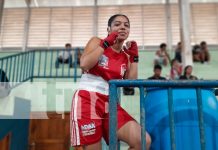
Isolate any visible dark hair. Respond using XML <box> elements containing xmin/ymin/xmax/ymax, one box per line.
<box><xmin>65</xmin><ymin>43</ymin><xmax>71</xmax><ymax>47</ymax></box>
<box><xmin>160</xmin><ymin>43</ymin><xmax>167</xmax><ymax>48</ymax></box>
<box><xmin>108</xmin><ymin>14</ymin><xmax>130</xmax><ymax>27</ymax></box>
<box><xmin>154</xmin><ymin>64</ymin><xmax>162</xmax><ymax>70</ymax></box>
<box><xmin>192</xmin><ymin>44</ymin><xmax>200</xmax><ymax>51</ymax></box>
<box><xmin>171</xmin><ymin>58</ymin><xmax>177</xmax><ymax>66</ymax></box>
<box><xmin>183</xmin><ymin>65</ymin><xmax>192</xmax><ymax>75</ymax></box>
<box><xmin>200</xmin><ymin>41</ymin><xmax>206</xmax><ymax>46</ymax></box>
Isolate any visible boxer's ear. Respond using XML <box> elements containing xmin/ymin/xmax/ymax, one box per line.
<box><xmin>107</xmin><ymin>27</ymin><xmax>111</xmax><ymax>32</ymax></box>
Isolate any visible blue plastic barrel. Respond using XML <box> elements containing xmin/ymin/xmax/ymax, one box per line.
<box><xmin>145</xmin><ymin>88</ymin><xmax>218</xmax><ymax>150</ymax></box>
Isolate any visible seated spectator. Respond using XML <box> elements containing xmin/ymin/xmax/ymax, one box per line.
<box><xmin>170</xmin><ymin>59</ymin><xmax>182</xmax><ymax>80</ymax></box>
<box><xmin>200</xmin><ymin>41</ymin><xmax>210</xmax><ymax>63</ymax></box>
<box><xmin>179</xmin><ymin>65</ymin><xmax>198</xmax><ymax>80</ymax></box>
<box><xmin>55</xmin><ymin>43</ymin><xmax>73</xmax><ymax>68</ymax></box>
<box><xmin>55</xmin><ymin>44</ymin><xmax>82</xmax><ymax>68</ymax></box>
<box><xmin>147</xmin><ymin>64</ymin><xmax>166</xmax><ymax>80</ymax></box>
<box><xmin>174</xmin><ymin>42</ymin><xmax>182</xmax><ymax>63</ymax></box>
<box><xmin>154</xmin><ymin>43</ymin><xmax>170</xmax><ymax>66</ymax></box>
<box><xmin>192</xmin><ymin>44</ymin><xmax>202</xmax><ymax>62</ymax></box>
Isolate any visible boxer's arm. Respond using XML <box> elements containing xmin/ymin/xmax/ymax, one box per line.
<box><xmin>80</xmin><ymin>32</ymin><xmax>118</xmax><ymax>71</ymax></box>
<box><xmin>123</xmin><ymin>41</ymin><xmax>138</xmax><ymax>79</ymax></box>
<box><xmin>125</xmin><ymin>62</ymin><xmax>138</xmax><ymax>80</ymax></box>
<box><xmin>80</xmin><ymin>37</ymin><xmax>104</xmax><ymax>71</ymax></box>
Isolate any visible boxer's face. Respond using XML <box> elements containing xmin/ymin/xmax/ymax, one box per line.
<box><xmin>108</xmin><ymin>16</ymin><xmax>130</xmax><ymax>41</ymax></box>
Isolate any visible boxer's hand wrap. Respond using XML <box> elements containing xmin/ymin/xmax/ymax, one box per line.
<box><xmin>124</xmin><ymin>41</ymin><xmax>139</xmax><ymax>63</ymax></box>
<box><xmin>100</xmin><ymin>32</ymin><xmax>118</xmax><ymax>49</ymax></box>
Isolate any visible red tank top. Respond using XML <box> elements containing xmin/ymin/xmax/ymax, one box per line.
<box><xmin>88</xmin><ymin>47</ymin><xmax>128</xmax><ymax>81</ymax></box>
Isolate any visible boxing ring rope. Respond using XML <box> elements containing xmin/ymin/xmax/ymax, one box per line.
<box><xmin>109</xmin><ymin>80</ymin><xmax>218</xmax><ymax>150</ymax></box>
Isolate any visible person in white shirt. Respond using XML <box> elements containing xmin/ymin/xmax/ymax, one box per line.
<box><xmin>154</xmin><ymin>43</ymin><xmax>170</xmax><ymax>66</ymax></box>
<box><xmin>55</xmin><ymin>43</ymin><xmax>73</xmax><ymax>68</ymax></box>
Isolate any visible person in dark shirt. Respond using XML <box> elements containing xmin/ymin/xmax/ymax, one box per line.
<box><xmin>174</xmin><ymin>42</ymin><xmax>182</xmax><ymax>63</ymax></box>
<box><xmin>200</xmin><ymin>41</ymin><xmax>210</xmax><ymax>63</ymax></box>
<box><xmin>179</xmin><ymin>65</ymin><xmax>198</xmax><ymax>80</ymax></box>
<box><xmin>147</xmin><ymin>64</ymin><xmax>166</xmax><ymax>80</ymax></box>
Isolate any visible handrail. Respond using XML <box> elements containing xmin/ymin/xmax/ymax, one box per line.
<box><xmin>0</xmin><ymin>48</ymin><xmax>83</xmax><ymax>90</ymax></box>
<box><xmin>109</xmin><ymin>80</ymin><xmax>218</xmax><ymax>150</ymax></box>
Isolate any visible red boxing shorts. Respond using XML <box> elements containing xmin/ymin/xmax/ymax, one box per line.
<box><xmin>70</xmin><ymin>90</ymin><xmax>134</xmax><ymax>146</ymax></box>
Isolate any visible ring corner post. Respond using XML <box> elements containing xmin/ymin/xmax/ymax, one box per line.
<box><xmin>196</xmin><ymin>87</ymin><xmax>206</xmax><ymax>150</ymax></box>
<box><xmin>109</xmin><ymin>82</ymin><xmax>118</xmax><ymax>150</ymax></box>
<box><xmin>167</xmin><ymin>87</ymin><xmax>176</xmax><ymax>150</ymax></box>
<box><xmin>139</xmin><ymin>86</ymin><xmax>146</xmax><ymax>150</ymax></box>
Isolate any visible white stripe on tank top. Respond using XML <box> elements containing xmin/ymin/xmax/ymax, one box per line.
<box><xmin>78</xmin><ymin>74</ymin><xmax>109</xmax><ymax>95</ymax></box>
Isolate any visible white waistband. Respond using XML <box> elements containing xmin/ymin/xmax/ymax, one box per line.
<box><xmin>78</xmin><ymin>74</ymin><xmax>109</xmax><ymax>95</ymax></box>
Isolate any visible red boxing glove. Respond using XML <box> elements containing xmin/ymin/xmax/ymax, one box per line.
<box><xmin>124</xmin><ymin>41</ymin><xmax>139</xmax><ymax>63</ymax></box>
<box><xmin>100</xmin><ymin>32</ymin><xmax>118</xmax><ymax>49</ymax></box>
